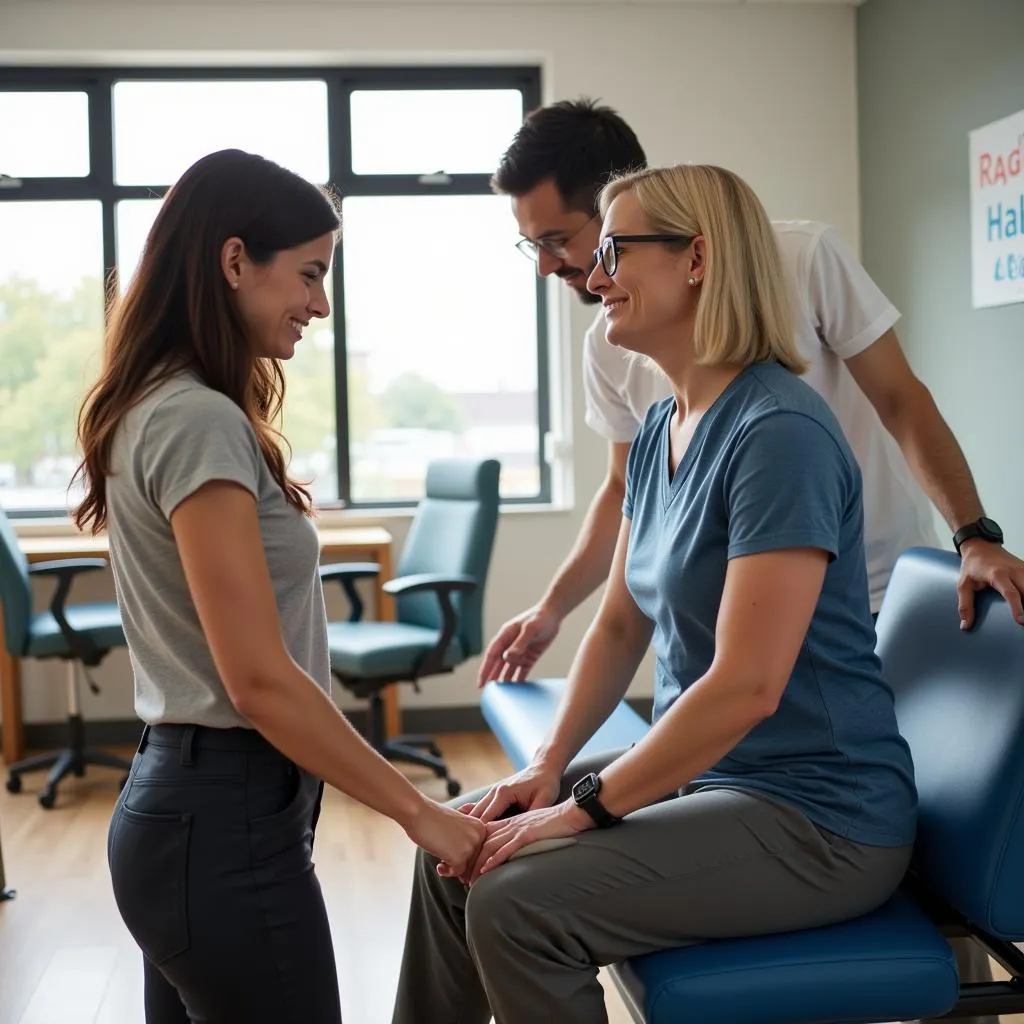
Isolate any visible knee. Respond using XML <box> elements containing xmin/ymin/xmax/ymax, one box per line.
<box><xmin>464</xmin><ymin>866</ymin><xmax>537</xmax><ymax>950</ymax></box>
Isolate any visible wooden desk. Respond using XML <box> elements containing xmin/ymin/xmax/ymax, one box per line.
<box><xmin>1</xmin><ymin>525</ymin><xmax>397</xmax><ymax>766</ymax></box>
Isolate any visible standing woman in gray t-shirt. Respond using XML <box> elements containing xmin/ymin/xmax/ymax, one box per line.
<box><xmin>72</xmin><ymin>149</ymin><xmax>485</xmax><ymax>1024</ymax></box>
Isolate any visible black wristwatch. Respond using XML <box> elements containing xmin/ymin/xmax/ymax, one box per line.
<box><xmin>953</xmin><ymin>516</ymin><xmax>1004</xmax><ymax>555</ymax></box>
<box><xmin>571</xmin><ymin>772</ymin><xmax>620</xmax><ymax>829</ymax></box>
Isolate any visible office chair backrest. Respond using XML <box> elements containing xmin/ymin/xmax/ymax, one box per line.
<box><xmin>0</xmin><ymin>508</ymin><xmax>31</xmax><ymax>657</ymax></box>
<box><xmin>876</xmin><ymin>547</ymin><xmax>1024</xmax><ymax>941</ymax></box>
<box><xmin>396</xmin><ymin>458</ymin><xmax>500</xmax><ymax>658</ymax></box>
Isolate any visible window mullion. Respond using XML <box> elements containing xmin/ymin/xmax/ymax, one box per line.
<box><xmin>328</xmin><ymin>73</ymin><xmax>354</xmax><ymax>507</ymax></box>
<box><xmin>87</xmin><ymin>77</ymin><xmax>117</xmax><ymax>288</ymax></box>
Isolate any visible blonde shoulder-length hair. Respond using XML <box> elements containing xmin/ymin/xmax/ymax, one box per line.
<box><xmin>598</xmin><ymin>164</ymin><xmax>806</xmax><ymax>375</ymax></box>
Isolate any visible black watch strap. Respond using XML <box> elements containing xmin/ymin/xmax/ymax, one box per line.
<box><xmin>953</xmin><ymin>517</ymin><xmax>1004</xmax><ymax>555</ymax></box>
<box><xmin>572</xmin><ymin>773</ymin><xmax>620</xmax><ymax>828</ymax></box>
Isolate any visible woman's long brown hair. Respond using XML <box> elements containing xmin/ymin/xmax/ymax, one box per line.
<box><xmin>73</xmin><ymin>149</ymin><xmax>341</xmax><ymax>533</ymax></box>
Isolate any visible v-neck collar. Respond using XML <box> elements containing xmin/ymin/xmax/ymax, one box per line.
<box><xmin>658</xmin><ymin>366</ymin><xmax>752</xmax><ymax>510</ymax></box>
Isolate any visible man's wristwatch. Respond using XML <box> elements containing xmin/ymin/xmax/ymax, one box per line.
<box><xmin>571</xmin><ymin>772</ymin><xmax>620</xmax><ymax>829</ymax></box>
<box><xmin>953</xmin><ymin>516</ymin><xmax>1004</xmax><ymax>555</ymax></box>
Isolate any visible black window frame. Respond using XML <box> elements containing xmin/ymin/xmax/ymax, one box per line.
<box><xmin>0</xmin><ymin>64</ymin><xmax>548</xmax><ymax>518</ymax></box>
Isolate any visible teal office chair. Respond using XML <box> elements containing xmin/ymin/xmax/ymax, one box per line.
<box><xmin>1</xmin><ymin>509</ymin><xmax>131</xmax><ymax>809</ymax></box>
<box><xmin>321</xmin><ymin>458</ymin><xmax>501</xmax><ymax>797</ymax></box>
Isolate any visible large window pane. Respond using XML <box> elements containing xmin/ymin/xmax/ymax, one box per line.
<box><xmin>350</xmin><ymin>89</ymin><xmax>523</xmax><ymax>175</ymax></box>
<box><xmin>0</xmin><ymin>92</ymin><xmax>90</xmax><ymax>178</ymax></box>
<box><xmin>0</xmin><ymin>201</ymin><xmax>104</xmax><ymax>511</ymax></box>
<box><xmin>112</xmin><ymin>80</ymin><xmax>329</xmax><ymax>186</ymax></box>
<box><xmin>342</xmin><ymin>195</ymin><xmax>538</xmax><ymax>503</ymax></box>
<box><xmin>281</xmin><ymin>284</ymin><xmax>339</xmax><ymax>505</ymax></box>
<box><xmin>116</xmin><ymin>198</ymin><xmax>162</xmax><ymax>291</ymax></box>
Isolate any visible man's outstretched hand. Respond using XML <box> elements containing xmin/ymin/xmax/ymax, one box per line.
<box><xmin>477</xmin><ymin>603</ymin><xmax>562</xmax><ymax>687</ymax></box>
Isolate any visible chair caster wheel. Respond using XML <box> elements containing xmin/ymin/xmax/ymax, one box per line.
<box><xmin>38</xmin><ymin>789</ymin><xmax>56</xmax><ymax>810</ymax></box>
<box><xmin>446</xmin><ymin>779</ymin><xmax>462</xmax><ymax>798</ymax></box>
<box><xmin>6</xmin><ymin>775</ymin><xmax>21</xmax><ymax>794</ymax></box>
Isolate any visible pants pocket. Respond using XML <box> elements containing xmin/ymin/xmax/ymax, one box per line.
<box><xmin>248</xmin><ymin>768</ymin><xmax>316</xmax><ymax>866</ymax></box>
<box><xmin>108</xmin><ymin>803</ymin><xmax>192</xmax><ymax>966</ymax></box>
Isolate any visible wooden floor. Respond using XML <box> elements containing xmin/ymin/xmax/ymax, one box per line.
<box><xmin>0</xmin><ymin>733</ymin><xmax>634</xmax><ymax>1024</ymax></box>
<box><xmin>2</xmin><ymin>732</ymin><xmax>1020</xmax><ymax>1024</ymax></box>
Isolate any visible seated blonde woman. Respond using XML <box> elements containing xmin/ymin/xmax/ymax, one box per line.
<box><xmin>390</xmin><ymin>164</ymin><xmax>918</xmax><ymax>1024</ymax></box>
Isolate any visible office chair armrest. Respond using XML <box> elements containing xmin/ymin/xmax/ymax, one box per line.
<box><xmin>384</xmin><ymin>574</ymin><xmax>477</xmax><ymax>677</ymax></box>
<box><xmin>28</xmin><ymin>557</ymin><xmax>110</xmax><ymax>665</ymax></box>
<box><xmin>28</xmin><ymin>557</ymin><xmax>109</xmax><ymax>578</ymax></box>
<box><xmin>319</xmin><ymin>562</ymin><xmax>382</xmax><ymax>623</ymax></box>
<box><xmin>382</xmin><ymin>572</ymin><xmax>476</xmax><ymax>598</ymax></box>
<box><xmin>385</xmin><ymin>573</ymin><xmax>475</xmax><ymax>598</ymax></box>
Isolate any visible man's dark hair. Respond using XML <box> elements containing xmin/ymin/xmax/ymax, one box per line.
<box><xmin>492</xmin><ymin>98</ymin><xmax>647</xmax><ymax>213</ymax></box>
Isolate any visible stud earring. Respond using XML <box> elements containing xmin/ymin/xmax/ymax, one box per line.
<box><xmin>688</xmin><ymin>276</ymin><xmax>697</xmax><ymax>286</ymax></box>
<box><xmin>231</xmin><ymin>281</ymin><xmax>239</xmax><ymax>290</ymax></box>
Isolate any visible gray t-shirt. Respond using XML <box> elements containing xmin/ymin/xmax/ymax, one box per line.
<box><xmin>106</xmin><ymin>372</ymin><xmax>330</xmax><ymax>728</ymax></box>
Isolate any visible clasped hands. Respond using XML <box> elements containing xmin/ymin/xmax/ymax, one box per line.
<box><xmin>437</xmin><ymin>762</ymin><xmax>594</xmax><ymax>885</ymax></box>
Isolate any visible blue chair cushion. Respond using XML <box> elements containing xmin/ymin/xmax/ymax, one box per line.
<box><xmin>481</xmin><ymin>679</ymin><xmax>650</xmax><ymax>770</ymax></box>
<box><xmin>610</xmin><ymin>889</ymin><xmax>958</xmax><ymax>1024</ymax></box>
<box><xmin>327</xmin><ymin>621</ymin><xmax>464</xmax><ymax>679</ymax></box>
<box><xmin>25</xmin><ymin>602</ymin><xmax>124</xmax><ymax>659</ymax></box>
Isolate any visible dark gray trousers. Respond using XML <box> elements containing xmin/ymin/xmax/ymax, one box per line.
<box><xmin>392</xmin><ymin>750</ymin><xmax>913</xmax><ymax>1024</ymax></box>
<box><xmin>108</xmin><ymin>723</ymin><xmax>341</xmax><ymax>1024</ymax></box>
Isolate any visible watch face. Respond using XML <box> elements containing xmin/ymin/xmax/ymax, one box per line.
<box><xmin>979</xmin><ymin>517</ymin><xmax>1003</xmax><ymax>539</ymax></box>
<box><xmin>574</xmin><ymin>774</ymin><xmax>599</xmax><ymax>801</ymax></box>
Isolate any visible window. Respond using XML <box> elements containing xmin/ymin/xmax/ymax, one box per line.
<box><xmin>0</xmin><ymin>67</ymin><xmax>545</xmax><ymax>516</ymax></box>
<box><xmin>0</xmin><ymin>91</ymin><xmax>90</xmax><ymax>178</ymax></box>
<box><xmin>0</xmin><ymin>201</ymin><xmax>104</xmax><ymax>510</ymax></box>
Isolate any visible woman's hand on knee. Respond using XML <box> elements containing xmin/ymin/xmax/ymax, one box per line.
<box><xmin>459</xmin><ymin>763</ymin><xmax>562</xmax><ymax>824</ymax></box>
<box><xmin>467</xmin><ymin>800</ymin><xmax>593</xmax><ymax>882</ymax></box>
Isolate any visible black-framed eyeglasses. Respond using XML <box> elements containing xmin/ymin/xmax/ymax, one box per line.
<box><xmin>594</xmin><ymin>234</ymin><xmax>694</xmax><ymax>277</ymax></box>
<box><xmin>516</xmin><ymin>213</ymin><xmax>598</xmax><ymax>263</ymax></box>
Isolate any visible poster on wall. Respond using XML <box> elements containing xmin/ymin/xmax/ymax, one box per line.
<box><xmin>969</xmin><ymin>107</ymin><xmax>1024</xmax><ymax>309</ymax></box>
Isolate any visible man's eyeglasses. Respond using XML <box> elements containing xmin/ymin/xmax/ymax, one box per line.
<box><xmin>594</xmin><ymin>234</ymin><xmax>694</xmax><ymax>277</ymax></box>
<box><xmin>515</xmin><ymin>214</ymin><xmax>598</xmax><ymax>263</ymax></box>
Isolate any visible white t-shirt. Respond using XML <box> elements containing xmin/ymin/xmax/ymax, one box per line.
<box><xmin>582</xmin><ymin>219</ymin><xmax>939</xmax><ymax>611</ymax></box>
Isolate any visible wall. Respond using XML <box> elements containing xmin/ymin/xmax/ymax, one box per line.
<box><xmin>0</xmin><ymin>0</ymin><xmax>860</xmax><ymax>727</ymax></box>
<box><xmin>857</xmin><ymin>0</ymin><xmax>1024</xmax><ymax>554</ymax></box>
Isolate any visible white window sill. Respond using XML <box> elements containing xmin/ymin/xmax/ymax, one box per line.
<box><xmin>11</xmin><ymin>498</ymin><xmax>575</xmax><ymax>539</ymax></box>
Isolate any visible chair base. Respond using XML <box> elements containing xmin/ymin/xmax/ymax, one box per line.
<box><xmin>349</xmin><ymin>685</ymin><xmax>462</xmax><ymax>797</ymax></box>
<box><xmin>381</xmin><ymin>737</ymin><xmax>461</xmax><ymax>798</ymax></box>
<box><xmin>5</xmin><ymin>713</ymin><xmax>132</xmax><ymax>809</ymax></box>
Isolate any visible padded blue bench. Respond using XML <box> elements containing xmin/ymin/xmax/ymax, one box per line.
<box><xmin>481</xmin><ymin>677</ymin><xmax>649</xmax><ymax>769</ymax></box>
<box><xmin>479</xmin><ymin>549</ymin><xmax>1024</xmax><ymax>1023</ymax></box>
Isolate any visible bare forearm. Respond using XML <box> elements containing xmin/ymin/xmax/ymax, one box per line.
<box><xmin>542</xmin><ymin>479</ymin><xmax>624</xmax><ymax>619</ymax></box>
<box><xmin>599</xmin><ymin>673</ymin><xmax>769</xmax><ymax>817</ymax></box>
<box><xmin>887</xmin><ymin>382</ymin><xmax>984</xmax><ymax>532</ymax></box>
<box><xmin>534</xmin><ymin>617</ymin><xmax>650</xmax><ymax>775</ymax></box>
<box><xmin>236</xmin><ymin>663</ymin><xmax>426</xmax><ymax>829</ymax></box>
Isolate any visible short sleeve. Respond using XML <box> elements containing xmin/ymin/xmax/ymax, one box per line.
<box><xmin>140</xmin><ymin>388</ymin><xmax>262</xmax><ymax>519</ymax></box>
<box><xmin>806</xmin><ymin>225</ymin><xmax>901</xmax><ymax>360</ymax></box>
<box><xmin>623</xmin><ymin>434</ymin><xmax>641</xmax><ymax>520</ymax></box>
<box><xmin>582</xmin><ymin>317</ymin><xmax>644</xmax><ymax>443</ymax></box>
<box><xmin>724</xmin><ymin>412</ymin><xmax>853</xmax><ymax>561</ymax></box>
